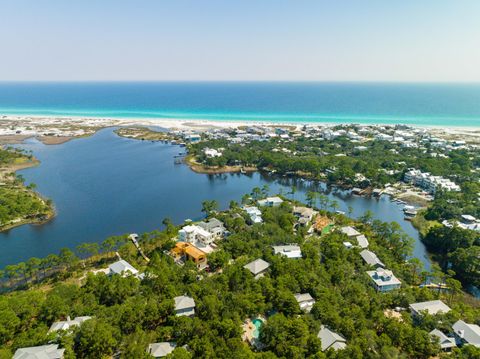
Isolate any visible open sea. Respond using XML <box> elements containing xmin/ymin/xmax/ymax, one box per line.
<box><xmin>0</xmin><ymin>82</ymin><xmax>480</xmax><ymax>126</ymax></box>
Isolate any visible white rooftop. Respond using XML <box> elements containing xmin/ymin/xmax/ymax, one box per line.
<box><xmin>273</xmin><ymin>245</ymin><xmax>302</xmax><ymax>259</ymax></box>
<box><xmin>360</xmin><ymin>249</ymin><xmax>384</xmax><ymax>268</ymax></box>
<box><xmin>148</xmin><ymin>342</ymin><xmax>176</xmax><ymax>357</ymax></box>
<box><xmin>49</xmin><ymin>316</ymin><xmax>92</xmax><ymax>333</ymax></box>
<box><xmin>356</xmin><ymin>234</ymin><xmax>369</xmax><ymax>248</ymax></box>
<box><xmin>13</xmin><ymin>344</ymin><xmax>65</xmax><ymax>359</ymax></box>
<box><xmin>367</xmin><ymin>268</ymin><xmax>401</xmax><ymax>287</ymax></box>
<box><xmin>318</xmin><ymin>325</ymin><xmax>347</xmax><ymax>351</ymax></box>
<box><xmin>108</xmin><ymin>259</ymin><xmax>139</xmax><ymax>276</ymax></box>
<box><xmin>340</xmin><ymin>226</ymin><xmax>361</xmax><ymax>237</ymax></box>
<box><xmin>453</xmin><ymin>320</ymin><xmax>480</xmax><ymax>347</ymax></box>
<box><xmin>409</xmin><ymin>300</ymin><xmax>451</xmax><ymax>316</ymax></box>
<box><xmin>429</xmin><ymin>329</ymin><xmax>456</xmax><ymax>350</ymax></box>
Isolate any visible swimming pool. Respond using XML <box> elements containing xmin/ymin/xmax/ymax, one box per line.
<box><xmin>252</xmin><ymin>319</ymin><xmax>263</xmax><ymax>339</ymax></box>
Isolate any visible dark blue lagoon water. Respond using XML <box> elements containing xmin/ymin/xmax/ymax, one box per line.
<box><xmin>0</xmin><ymin>82</ymin><xmax>479</xmax><ymax>126</ymax></box>
<box><xmin>0</xmin><ymin>128</ymin><xmax>430</xmax><ymax>270</ymax></box>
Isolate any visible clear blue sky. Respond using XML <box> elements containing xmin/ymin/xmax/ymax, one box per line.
<box><xmin>1</xmin><ymin>0</ymin><xmax>479</xmax><ymax>82</ymax></box>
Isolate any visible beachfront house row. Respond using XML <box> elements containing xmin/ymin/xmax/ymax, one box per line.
<box><xmin>244</xmin><ymin>258</ymin><xmax>270</xmax><ymax>279</ymax></box>
<box><xmin>294</xmin><ymin>293</ymin><xmax>316</xmax><ymax>313</ymax></box>
<box><xmin>13</xmin><ymin>344</ymin><xmax>65</xmax><ymax>359</ymax></box>
<box><xmin>453</xmin><ymin>320</ymin><xmax>480</xmax><ymax>348</ymax></box>
<box><xmin>367</xmin><ymin>268</ymin><xmax>401</xmax><ymax>292</ymax></box>
<box><xmin>403</xmin><ymin>169</ymin><xmax>460</xmax><ymax>194</ymax></box>
<box><xmin>360</xmin><ymin>249</ymin><xmax>385</xmax><ymax>268</ymax></box>
<box><xmin>273</xmin><ymin>244</ymin><xmax>302</xmax><ymax>259</ymax></box>
<box><xmin>174</xmin><ymin>295</ymin><xmax>196</xmax><ymax>317</ymax></box>
<box><xmin>318</xmin><ymin>325</ymin><xmax>347</xmax><ymax>351</ymax></box>
<box><xmin>49</xmin><ymin>316</ymin><xmax>92</xmax><ymax>333</ymax></box>
<box><xmin>258</xmin><ymin>196</ymin><xmax>283</xmax><ymax>207</ymax></box>
<box><xmin>147</xmin><ymin>342</ymin><xmax>177</xmax><ymax>358</ymax></box>
<box><xmin>429</xmin><ymin>329</ymin><xmax>456</xmax><ymax>351</ymax></box>
<box><xmin>409</xmin><ymin>300</ymin><xmax>451</xmax><ymax>317</ymax></box>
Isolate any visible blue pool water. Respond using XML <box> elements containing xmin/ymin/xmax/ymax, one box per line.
<box><xmin>252</xmin><ymin>319</ymin><xmax>263</xmax><ymax>339</ymax></box>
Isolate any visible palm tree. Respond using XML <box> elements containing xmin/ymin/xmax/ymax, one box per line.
<box><xmin>251</xmin><ymin>187</ymin><xmax>262</xmax><ymax>200</ymax></box>
<box><xmin>201</xmin><ymin>200</ymin><xmax>219</xmax><ymax>217</ymax></box>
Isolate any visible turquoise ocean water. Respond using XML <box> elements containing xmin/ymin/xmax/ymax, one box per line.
<box><xmin>0</xmin><ymin>82</ymin><xmax>479</xmax><ymax>126</ymax></box>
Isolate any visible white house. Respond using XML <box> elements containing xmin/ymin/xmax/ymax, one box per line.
<box><xmin>49</xmin><ymin>316</ymin><xmax>92</xmax><ymax>333</ymax></box>
<box><xmin>108</xmin><ymin>259</ymin><xmax>141</xmax><ymax>278</ymax></box>
<box><xmin>293</xmin><ymin>206</ymin><xmax>317</xmax><ymax>226</ymax></box>
<box><xmin>13</xmin><ymin>345</ymin><xmax>65</xmax><ymax>359</ymax></box>
<box><xmin>340</xmin><ymin>226</ymin><xmax>361</xmax><ymax>238</ymax></box>
<box><xmin>204</xmin><ymin>148</ymin><xmax>222</xmax><ymax>158</ymax></box>
<box><xmin>409</xmin><ymin>300</ymin><xmax>451</xmax><ymax>317</ymax></box>
<box><xmin>360</xmin><ymin>249</ymin><xmax>384</xmax><ymax>268</ymax></box>
<box><xmin>244</xmin><ymin>258</ymin><xmax>270</xmax><ymax>279</ymax></box>
<box><xmin>258</xmin><ymin>196</ymin><xmax>283</xmax><ymax>207</ymax></box>
<box><xmin>453</xmin><ymin>320</ymin><xmax>480</xmax><ymax>348</ymax></box>
<box><xmin>355</xmin><ymin>235</ymin><xmax>369</xmax><ymax>248</ymax></box>
<box><xmin>174</xmin><ymin>295</ymin><xmax>196</xmax><ymax>317</ymax></box>
<box><xmin>318</xmin><ymin>326</ymin><xmax>347</xmax><ymax>351</ymax></box>
<box><xmin>367</xmin><ymin>268</ymin><xmax>401</xmax><ymax>292</ymax></box>
<box><xmin>178</xmin><ymin>225</ymin><xmax>213</xmax><ymax>245</ymax></box>
<box><xmin>273</xmin><ymin>245</ymin><xmax>302</xmax><ymax>259</ymax></box>
<box><xmin>429</xmin><ymin>329</ymin><xmax>456</xmax><ymax>351</ymax></box>
<box><xmin>197</xmin><ymin>218</ymin><xmax>226</xmax><ymax>238</ymax></box>
<box><xmin>244</xmin><ymin>206</ymin><xmax>263</xmax><ymax>223</ymax></box>
<box><xmin>294</xmin><ymin>293</ymin><xmax>316</xmax><ymax>313</ymax></box>
<box><xmin>147</xmin><ymin>342</ymin><xmax>176</xmax><ymax>358</ymax></box>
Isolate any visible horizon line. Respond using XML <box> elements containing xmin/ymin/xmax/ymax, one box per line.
<box><xmin>1</xmin><ymin>80</ymin><xmax>480</xmax><ymax>85</ymax></box>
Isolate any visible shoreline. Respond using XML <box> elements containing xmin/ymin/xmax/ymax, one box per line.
<box><xmin>185</xmin><ymin>155</ymin><xmax>257</xmax><ymax>174</ymax></box>
<box><xmin>0</xmin><ymin>156</ymin><xmax>56</xmax><ymax>232</ymax></box>
<box><xmin>1</xmin><ymin>114</ymin><xmax>480</xmax><ymax>146</ymax></box>
<box><xmin>2</xmin><ymin>113</ymin><xmax>480</xmax><ymax>131</ymax></box>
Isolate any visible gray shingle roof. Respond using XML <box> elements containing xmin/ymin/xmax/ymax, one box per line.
<box><xmin>243</xmin><ymin>258</ymin><xmax>270</xmax><ymax>275</ymax></box>
<box><xmin>340</xmin><ymin>226</ymin><xmax>361</xmax><ymax>237</ymax></box>
<box><xmin>409</xmin><ymin>300</ymin><xmax>451</xmax><ymax>315</ymax></box>
<box><xmin>429</xmin><ymin>329</ymin><xmax>456</xmax><ymax>349</ymax></box>
<box><xmin>108</xmin><ymin>259</ymin><xmax>138</xmax><ymax>276</ymax></box>
<box><xmin>148</xmin><ymin>342</ymin><xmax>176</xmax><ymax>357</ymax></box>
<box><xmin>317</xmin><ymin>325</ymin><xmax>347</xmax><ymax>351</ymax></box>
<box><xmin>13</xmin><ymin>344</ymin><xmax>65</xmax><ymax>359</ymax></box>
<box><xmin>174</xmin><ymin>295</ymin><xmax>196</xmax><ymax>311</ymax></box>
<box><xmin>453</xmin><ymin>320</ymin><xmax>480</xmax><ymax>347</ymax></box>
<box><xmin>360</xmin><ymin>249</ymin><xmax>384</xmax><ymax>267</ymax></box>
<box><xmin>356</xmin><ymin>235</ymin><xmax>369</xmax><ymax>248</ymax></box>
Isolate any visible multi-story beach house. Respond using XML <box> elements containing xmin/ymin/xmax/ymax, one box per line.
<box><xmin>367</xmin><ymin>268</ymin><xmax>401</xmax><ymax>292</ymax></box>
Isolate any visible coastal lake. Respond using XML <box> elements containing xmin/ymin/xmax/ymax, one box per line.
<box><xmin>0</xmin><ymin>128</ymin><xmax>430</xmax><ymax>270</ymax></box>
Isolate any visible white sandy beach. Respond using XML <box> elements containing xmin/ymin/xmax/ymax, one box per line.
<box><xmin>1</xmin><ymin>114</ymin><xmax>480</xmax><ymax>143</ymax></box>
